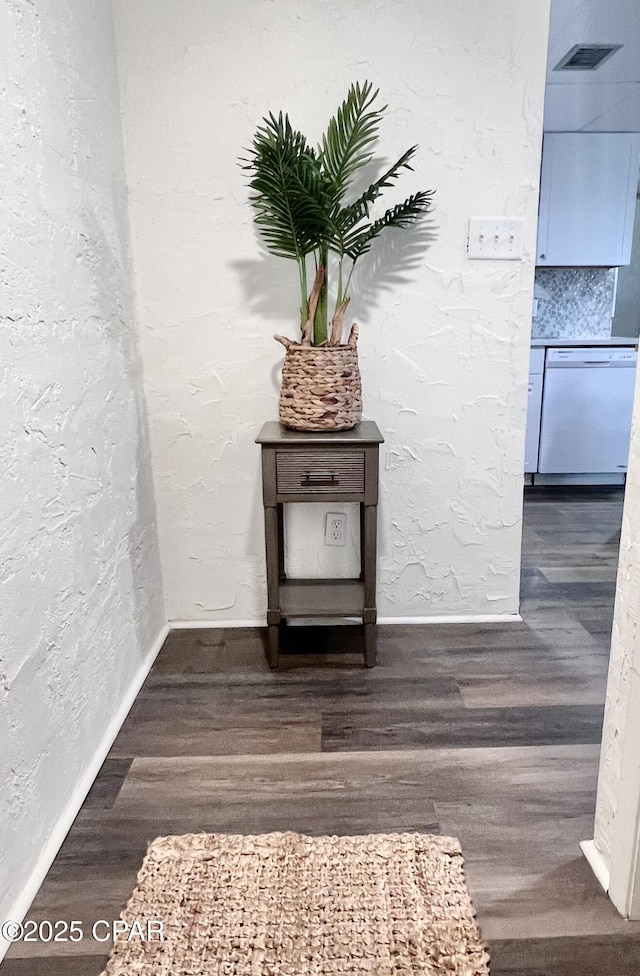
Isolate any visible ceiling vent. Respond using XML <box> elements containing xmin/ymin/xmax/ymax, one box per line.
<box><xmin>554</xmin><ymin>43</ymin><xmax>622</xmax><ymax>71</ymax></box>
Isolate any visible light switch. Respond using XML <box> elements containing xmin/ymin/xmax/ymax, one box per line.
<box><xmin>467</xmin><ymin>217</ymin><xmax>524</xmax><ymax>260</ymax></box>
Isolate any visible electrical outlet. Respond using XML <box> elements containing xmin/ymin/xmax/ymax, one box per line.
<box><xmin>325</xmin><ymin>513</ymin><xmax>347</xmax><ymax>546</ymax></box>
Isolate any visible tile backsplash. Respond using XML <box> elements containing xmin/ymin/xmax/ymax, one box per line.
<box><xmin>532</xmin><ymin>268</ymin><xmax>616</xmax><ymax>339</ymax></box>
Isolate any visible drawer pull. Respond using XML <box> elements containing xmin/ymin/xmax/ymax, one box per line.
<box><xmin>301</xmin><ymin>472</ymin><xmax>338</xmax><ymax>487</ymax></box>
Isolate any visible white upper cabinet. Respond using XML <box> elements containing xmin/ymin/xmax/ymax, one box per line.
<box><xmin>536</xmin><ymin>132</ymin><xmax>640</xmax><ymax>266</ymax></box>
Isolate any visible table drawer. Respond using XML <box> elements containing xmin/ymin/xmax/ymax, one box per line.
<box><xmin>276</xmin><ymin>450</ymin><xmax>365</xmax><ymax>494</ymax></box>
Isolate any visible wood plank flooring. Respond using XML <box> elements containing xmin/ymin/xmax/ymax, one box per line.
<box><xmin>4</xmin><ymin>486</ymin><xmax>640</xmax><ymax>975</ymax></box>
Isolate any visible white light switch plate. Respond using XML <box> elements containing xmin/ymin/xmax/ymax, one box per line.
<box><xmin>467</xmin><ymin>217</ymin><xmax>524</xmax><ymax>260</ymax></box>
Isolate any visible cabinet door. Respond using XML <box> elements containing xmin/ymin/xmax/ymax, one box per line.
<box><xmin>537</xmin><ymin>133</ymin><xmax>640</xmax><ymax>267</ymax></box>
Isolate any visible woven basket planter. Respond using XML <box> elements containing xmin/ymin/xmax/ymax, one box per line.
<box><xmin>276</xmin><ymin>325</ymin><xmax>362</xmax><ymax>432</ymax></box>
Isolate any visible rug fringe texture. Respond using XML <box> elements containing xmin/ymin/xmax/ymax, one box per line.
<box><xmin>101</xmin><ymin>831</ymin><xmax>490</xmax><ymax>975</ymax></box>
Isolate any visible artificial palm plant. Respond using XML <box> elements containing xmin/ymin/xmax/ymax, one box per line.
<box><xmin>242</xmin><ymin>81</ymin><xmax>434</xmax><ymax>347</ymax></box>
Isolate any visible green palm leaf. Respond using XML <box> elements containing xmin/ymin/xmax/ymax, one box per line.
<box><xmin>242</xmin><ymin>112</ymin><xmax>333</xmax><ymax>261</ymax></box>
<box><xmin>319</xmin><ymin>81</ymin><xmax>385</xmax><ymax>201</ymax></box>
<box><xmin>332</xmin><ymin>146</ymin><xmax>419</xmax><ymax>244</ymax></box>
<box><xmin>344</xmin><ymin>191</ymin><xmax>434</xmax><ymax>261</ymax></box>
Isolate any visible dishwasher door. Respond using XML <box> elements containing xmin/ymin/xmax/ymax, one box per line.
<box><xmin>538</xmin><ymin>347</ymin><xmax>637</xmax><ymax>474</ymax></box>
<box><xmin>525</xmin><ymin>348</ymin><xmax>545</xmax><ymax>473</ymax></box>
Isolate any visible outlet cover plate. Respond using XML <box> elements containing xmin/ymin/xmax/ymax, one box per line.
<box><xmin>325</xmin><ymin>513</ymin><xmax>346</xmax><ymax>546</ymax></box>
<box><xmin>467</xmin><ymin>217</ymin><xmax>524</xmax><ymax>260</ymax></box>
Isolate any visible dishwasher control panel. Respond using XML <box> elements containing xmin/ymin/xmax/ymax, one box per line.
<box><xmin>546</xmin><ymin>347</ymin><xmax>637</xmax><ymax>367</ymax></box>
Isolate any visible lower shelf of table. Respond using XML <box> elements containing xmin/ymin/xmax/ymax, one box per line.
<box><xmin>278</xmin><ymin>580</ymin><xmax>365</xmax><ymax>618</ymax></box>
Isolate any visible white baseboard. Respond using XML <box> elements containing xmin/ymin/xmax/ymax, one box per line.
<box><xmin>169</xmin><ymin>619</ymin><xmax>263</xmax><ymax>628</ymax></box>
<box><xmin>580</xmin><ymin>839</ymin><xmax>611</xmax><ymax>893</ymax></box>
<box><xmin>0</xmin><ymin>622</ymin><xmax>170</xmax><ymax>963</ymax></box>
<box><xmin>170</xmin><ymin>613</ymin><xmax>522</xmax><ymax>628</ymax></box>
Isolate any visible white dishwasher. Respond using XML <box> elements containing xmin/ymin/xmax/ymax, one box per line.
<box><xmin>538</xmin><ymin>347</ymin><xmax>637</xmax><ymax>476</ymax></box>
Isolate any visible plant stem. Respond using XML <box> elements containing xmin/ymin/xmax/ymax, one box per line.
<box><xmin>299</xmin><ymin>258</ymin><xmax>308</xmax><ymax>331</ymax></box>
<box><xmin>313</xmin><ymin>245</ymin><xmax>328</xmax><ymax>344</ymax></box>
<box><xmin>343</xmin><ymin>259</ymin><xmax>356</xmax><ymax>300</ymax></box>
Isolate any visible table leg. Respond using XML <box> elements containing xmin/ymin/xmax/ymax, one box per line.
<box><xmin>277</xmin><ymin>503</ymin><xmax>285</xmax><ymax>580</ymax></box>
<box><xmin>264</xmin><ymin>506</ymin><xmax>281</xmax><ymax>669</ymax></box>
<box><xmin>364</xmin><ymin>621</ymin><xmax>377</xmax><ymax>668</ymax></box>
<box><xmin>266</xmin><ymin>622</ymin><xmax>280</xmax><ymax>669</ymax></box>
<box><xmin>362</xmin><ymin>504</ymin><xmax>378</xmax><ymax>667</ymax></box>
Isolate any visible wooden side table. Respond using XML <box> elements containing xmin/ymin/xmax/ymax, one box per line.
<box><xmin>256</xmin><ymin>420</ymin><xmax>384</xmax><ymax>669</ymax></box>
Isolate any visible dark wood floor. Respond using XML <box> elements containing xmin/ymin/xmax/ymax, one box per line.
<box><xmin>5</xmin><ymin>487</ymin><xmax>640</xmax><ymax>974</ymax></box>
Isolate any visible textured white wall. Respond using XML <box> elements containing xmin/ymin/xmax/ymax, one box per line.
<box><xmin>112</xmin><ymin>0</ymin><xmax>550</xmax><ymax>623</ymax></box>
<box><xmin>0</xmin><ymin>0</ymin><xmax>164</xmax><ymax>922</ymax></box>
<box><xmin>593</xmin><ymin>358</ymin><xmax>640</xmax><ymax>911</ymax></box>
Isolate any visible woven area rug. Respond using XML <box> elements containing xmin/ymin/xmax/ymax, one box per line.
<box><xmin>101</xmin><ymin>831</ymin><xmax>489</xmax><ymax>975</ymax></box>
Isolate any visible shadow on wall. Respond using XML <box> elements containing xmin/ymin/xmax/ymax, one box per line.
<box><xmin>351</xmin><ymin>221</ymin><xmax>438</xmax><ymax>325</ymax></box>
<box><xmin>130</xmin><ymin>372</ymin><xmax>166</xmax><ymax>653</ymax></box>
<box><xmin>231</xmin><ymin>219</ymin><xmax>438</xmax><ymax>336</ymax></box>
<box><xmin>82</xmin><ymin>206</ymin><xmax>165</xmax><ymax>654</ymax></box>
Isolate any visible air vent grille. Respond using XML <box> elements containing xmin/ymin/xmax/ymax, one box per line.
<box><xmin>554</xmin><ymin>44</ymin><xmax>622</xmax><ymax>71</ymax></box>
